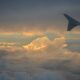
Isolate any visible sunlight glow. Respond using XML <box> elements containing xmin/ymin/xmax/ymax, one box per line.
<box><xmin>23</xmin><ymin>37</ymin><xmax>50</xmax><ymax>51</ymax></box>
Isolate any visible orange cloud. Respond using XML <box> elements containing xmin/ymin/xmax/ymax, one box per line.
<box><xmin>23</xmin><ymin>36</ymin><xmax>51</xmax><ymax>51</ymax></box>
<box><xmin>23</xmin><ymin>35</ymin><xmax>67</xmax><ymax>52</ymax></box>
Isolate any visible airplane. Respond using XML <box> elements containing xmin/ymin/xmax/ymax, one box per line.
<box><xmin>64</xmin><ymin>13</ymin><xmax>80</xmax><ymax>31</ymax></box>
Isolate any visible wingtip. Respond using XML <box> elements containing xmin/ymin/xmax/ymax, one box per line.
<box><xmin>63</xmin><ymin>13</ymin><xmax>80</xmax><ymax>31</ymax></box>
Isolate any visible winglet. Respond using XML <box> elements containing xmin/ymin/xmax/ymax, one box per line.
<box><xmin>64</xmin><ymin>13</ymin><xmax>80</xmax><ymax>31</ymax></box>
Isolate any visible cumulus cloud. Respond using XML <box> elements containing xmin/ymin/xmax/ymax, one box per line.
<box><xmin>23</xmin><ymin>36</ymin><xmax>66</xmax><ymax>51</ymax></box>
<box><xmin>23</xmin><ymin>36</ymin><xmax>51</xmax><ymax>51</ymax></box>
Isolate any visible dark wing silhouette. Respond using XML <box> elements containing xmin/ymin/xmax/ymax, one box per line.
<box><xmin>64</xmin><ymin>13</ymin><xmax>80</xmax><ymax>31</ymax></box>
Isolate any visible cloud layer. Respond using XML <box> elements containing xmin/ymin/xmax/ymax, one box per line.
<box><xmin>0</xmin><ymin>35</ymin><xmax>80</xmax><ymax>80</ymax></box>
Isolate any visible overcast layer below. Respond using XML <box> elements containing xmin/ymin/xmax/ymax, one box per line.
<box><xmin>0</xmin><ymin>34</ymin><xmax>80</xmax><ymax>80</ymax></box>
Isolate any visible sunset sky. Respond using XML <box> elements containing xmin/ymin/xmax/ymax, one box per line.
<box><xmin>0</xmin><ymin>0</ymin><xmax>80</xmax><ymax>80</ymax></box>
<box><xmin>0</xmin><ymin>0</ymin><xmax>80</xmax><ymax>32</ymax></box>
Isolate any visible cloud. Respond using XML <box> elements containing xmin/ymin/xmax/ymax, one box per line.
<box><xmin>23</xmin><ymin>36</ymin><xmax>51</xmax><ymax>51</ymax></box>
<box><xmin>32</xmin><ymin>71</ymin><xmax>65</xmax><ymax>80</ymax></box>
<box><xmin>23</xmin><ymin>36</ymin><xmax>66</xmax><ymax>51</ymax></box>
<box><xmin>0</xmin><ymin>34</ymin><xmax>80</xmax><ymax>80</ymax></box>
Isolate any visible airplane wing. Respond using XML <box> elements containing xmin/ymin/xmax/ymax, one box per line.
<box><xmin>64</xmin><ymin>13</ymin><xmax>80</xmax><ymax>31</ymax></box>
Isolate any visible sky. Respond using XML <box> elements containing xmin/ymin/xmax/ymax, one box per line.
<box><xmin>0</xmin><ymin>0</ymin><xmax>80</xmax><ymax>32</ymax></box>
<box><xmin>0</xmin><ymin>0</ymin><xmax>80</xmax><ymax>80</ymax></box>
